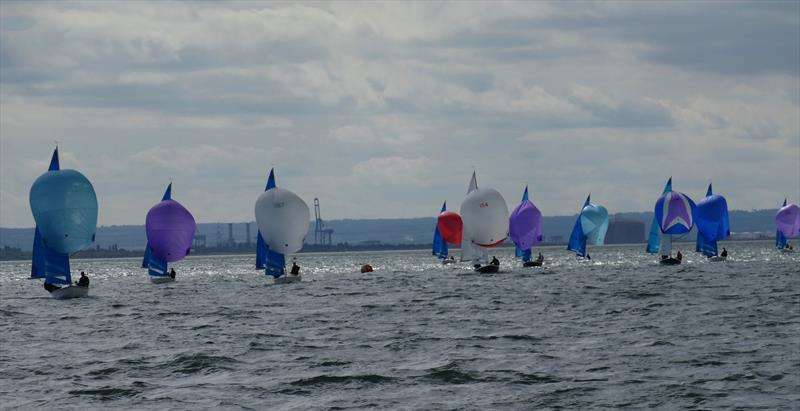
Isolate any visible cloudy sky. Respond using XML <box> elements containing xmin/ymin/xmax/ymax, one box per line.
<box><xmin>1</xmin><ymin>1</ymin><xmax>798</xmax><ymax>228</ymax></box>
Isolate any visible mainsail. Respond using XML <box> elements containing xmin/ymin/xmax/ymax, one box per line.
<box><xmin>646</xmin><ymin>178</ymin><xmax>672</xmax><ymax>253</ymax></box>
<box><xmin>432</xmin><ymin>202</ymin><xmax>448</xmax><ymax>259</ymax></box>
<box><xmin>776</xmin><ymin>198</ymin><xmax>788</xmax><ymax>249</ymax></box>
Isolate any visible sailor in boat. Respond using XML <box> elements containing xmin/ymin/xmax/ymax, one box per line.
<box><xmin>169</xmin><ymin>268</ymin><xmax>176</xmax><ymax>279</ymax></box>
<box><xmin>490</xmin><ymin>256</ymin><xmax>500</xmax><ymax>266</ymax></box>
<box><xmin>720</xmin><ymin>248</ymin><xmax>728</xmax><ymax>258</ymax></box>
<box><xmin>536</xmin><ymin>252</ymin><xmax>544</xmax><ymax>264</ymax></box>
<box><xmin>43</xmin><ymin>282</ymin><xmax>61</xmax><ymax>293</ymax></box>
<box><xmin>586</xmin><ymin>253</ymin><xmax>591</xmax><ymax>260</ymax></box>
<box><xmin>76</xmin><ymin>272</ymin><xmax>90</xmax><ymax>287</ymax></box>
<box><xmin>290</xmin><ymin>259</ymin><xmax>300</xmax><ymax>275</ymax></box>
<box><xmin>676</xmin><ymin>251</ymin><xmax>683</xmax><ymax>262</ymax></box>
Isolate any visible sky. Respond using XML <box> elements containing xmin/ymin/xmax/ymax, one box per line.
<box><xmin>1</xmin><ymin>1</ymin><xmax>798</xmax><ymax>228</ymax></box>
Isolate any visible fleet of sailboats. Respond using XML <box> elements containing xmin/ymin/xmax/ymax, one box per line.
<box><xmin>22</xmin><ymin>147</ymin><xmax>799</xmax><ymax>295</ymax></box>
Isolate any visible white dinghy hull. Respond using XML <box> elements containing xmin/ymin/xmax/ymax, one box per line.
<box><xmin>51</xmin><ymin>286</ymin><xmax>89</xmax><ymax>300</ymax></box>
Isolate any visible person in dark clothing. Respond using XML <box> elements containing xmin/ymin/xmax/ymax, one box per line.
<box><xmin>290</xmin><ymin>261</ymin><xmax>300</xmax><ymax>275</ymax></box>
<box><xmin>76</xmin><ymin>272</ymin><xmax>90</xmax><ymax>287</ymax></box>
<box><xmin>490</xmin><ymin>256</ymin><xmax>500</xmax><ymax>266</ymax></box>
<box><xmin>536</xmin><ymin>252</ymin><xmax>544</xmax><ymax>263</ymax></box>
<box><xmin>721</xmin><ymin>248</ymin><xmax>728</xmax><ymax>258</ymax></box>
<box><xmin>586</xmin><ymin>254</ymin><xmax>591</xmax><ymax>260</ymax></box>
<box><xmin>676</xmin><ymin>251</ymin><xmax>683</xmax><ymax>261</ymax></box>
<box><xmin>44</xmin><ymin>282</ymin><xmax>61</xmax><ymax>293</ymax></box>
<box><xmin>169</xmin><ymin>268</ymin><xmax>176</xmax><ymax>279</ymax></box>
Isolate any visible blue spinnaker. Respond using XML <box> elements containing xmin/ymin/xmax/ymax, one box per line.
<box><xmin>646</xmin><ymin>178</ymin><xmax>672</xmax><ymax>253</ymax></box>
<box><xmin>776</xmin><ymin>198</ymin><xmax>788</xmax><ymax>249</ymax></box>
<box><xmin>695</xmin><ymin>183</ymin><xmax>729</xmax><ymax>257</ymax></box>
<box><xmin>256</xmin><ymin>169</ymin><xmax>276</xmax><ymax>269</ymax></box>
<box><xmin>31</xmin><ymin>227</ymin><xmax>71</xmax><ymax>285</ymax></box>
<box><xmin>432</xmin><ymin>202</ymin><xmax>448</xmax><ymax>259</ymax></box>
<box><xmin>567</xmin><ymin>195</ymin><xmax>590</xmax><ymax>257</ymax></box>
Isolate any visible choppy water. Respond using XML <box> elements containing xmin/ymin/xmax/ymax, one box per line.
<box><xmin>1</xmin><ymin>241</ymin><xmax>798</xmax><ymax>410</ymax></box>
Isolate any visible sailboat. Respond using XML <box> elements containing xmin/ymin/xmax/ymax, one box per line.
<box><xmin>29</xmin><ymin>147</ymin><xmax>98</xmax><ymax>299</ymax></box>
<box><xmin>646</xmin><ymin>178</ymin><xmax>696</xmax><ymax>265</ymax></box>
<box><xmin>509</xmin><ymin>186</ymin><xmax>543</xmax><ymax>267</ymax></box>
<box><xmin>437</xmin><ymin>171</ymin><xmax>509</xmax><ymax>273</ymax></box>
<box><xmin>255</xmin><ymin>169</ymin><xmax>310</xmax><ymax>284</ymax></box>
<box><xmin>775</xmin><ymin>199</ymin><xmax>800</xmax><ymax>253</ymax></box>
<box><xmin>695</xmin><ymin>183</ymin><xmax>730</xmax><ymax>262</ymax></box>
<box><xmin>432</xmin><ymin>202</ymin><xmax>453</xmax><ymax>264</ymax></box>
<box><xmin>566</xmin><ymin>194</ymin><xmax>608</xmax><ymax>261</ymax></box>
<box><xmin>142</xmin><ymin>183</ymin><xmax>196</xmax><ymax>283</ymax></box>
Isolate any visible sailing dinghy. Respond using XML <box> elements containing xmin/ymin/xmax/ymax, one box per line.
<box><xmin>432</xmin><ymin>202</ymin><xmax>453</xmax><ymax>264</ymax></box>
<box><xmin>438</xmin><ymin>172</ymin><xmax>509</xmax><ymax>273</ymax></box>
<box><xmin>255</xmin><ymin>169</ymin><xmax>310</xmax><ymax>284</ymax></box>
<box><xmin>695</xmin><ymin>183</ymin><xmax>730</xmax><ymax>262</ymax></box>
<box><xmin>566</xmin><ymin>194</ymin><xmax>608</xmax><ymax>261</ymax></box>
<box><xmin>775</xmin><ymin>199</ymin><xmax>800</xmax><ymax>253</ymax></box>
<box><xmin>29</xmin><ymin>147</ymin><xmax>98</xmax><ymax>299</ymax></box>
<box><xmin>646</xmin><ymin>178</ymin><xmax>696</xmax><ymax>265</ymax></box>
<box><xmin>509</xmin><ymin>186</ymin><xmax>543</xmax><ymax>267</ymax></box>
<box><xmin>143</xmin><ymin>183</ymin><xmax>196</xmax><ymax>283</ymax></box>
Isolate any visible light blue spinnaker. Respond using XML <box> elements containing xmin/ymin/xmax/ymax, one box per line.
<box><xmin>646</xmin><ymin>178</ymin><xmax>672</xmax><ymax>253</ymax></box>
<box><xmin>776</xmin><ymin>198</ymin><xmax>788</xmax><ymax>249</ymax></box>
<box><xmin>432</xmin><ymin>202</ymin><xmax>448</xmax><ymax>259</ymax></box>
<box><xmin>256</xmin><ymin>169</ymin><xmax>276</xmax><ymax>270</ymax></box>
<box><xmin>567</xmin><ymin>195</ymin><xmax>591</xmax><ymax>257</ymax></box>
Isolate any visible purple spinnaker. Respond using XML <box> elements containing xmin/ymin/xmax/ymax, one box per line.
<box><xmin>775</xmin><ymin>203</ymin><xmax>800</xmax><ymax>239</ymax></box>
<box><xmin>509</xmin><ymin>200</ymin><xmax>542</xmax><ymax>251</ymax></box>
<box><xmin>145</xmin><ymin>199</ymin><xmax>196</xmax><ymax>262</ymax></box>
<box><xmin>655</xmin><ymin>191</ymin><xmax>696</xmax><ymax>235</ymax></box>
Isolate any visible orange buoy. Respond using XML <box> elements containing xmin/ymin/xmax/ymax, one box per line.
<box><xmin>360</xmin><ymin>264</ymin><xmax>373</xmax><ymax>273</ymax></box>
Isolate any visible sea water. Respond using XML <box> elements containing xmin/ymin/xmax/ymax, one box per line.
<box><xmin>1</xmin><ymin>241</ymin><xmax>797</xmax><ymax>410</ymax></box>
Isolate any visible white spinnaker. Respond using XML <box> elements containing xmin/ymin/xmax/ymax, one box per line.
<box><xmin>460</xmin><ymin>188</ymin><xmax>509</xmax><ymax>248</ymax></box>
<box><xmin>254</xmin><ymin>187</ymin><xmax>310</xmax><ymax>255</ymax></box>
